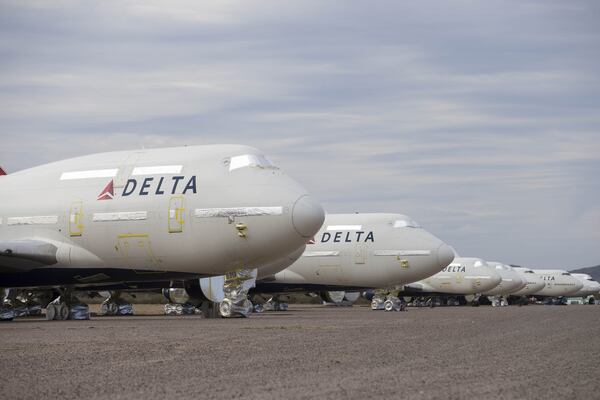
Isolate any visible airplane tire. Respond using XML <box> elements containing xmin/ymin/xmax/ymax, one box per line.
<box><xmin>219</xmin><ymin>299</ymin><xmax>233</xmax><ymax>318</ymax></box>
<box><xmin>46</xmin><ymin>304</ymin><xmax>56</xmax><ymax>320</ymax></box>
<box><xmin>241</xmin><ymin>299</ymin><xmax>253</xmax><ymax>317</ymax></box>
<box><xmin>384</xmin><ymin>300</ymin><xmax>394</xmax><ymax>311</ymax></box>
<box><xmin>0</xmin><ymin>309</ymin><xmax>14</xmax><ymax>321</ymax></box>
<box><xmin>58</xmin><ymin>304</ymin><xmax>69</xmax><ymax>320</ymax></box>
<box><xmin>253</xmin><ymin>303</ymin><xmax>264</xmax><ymax>313</ymax></box>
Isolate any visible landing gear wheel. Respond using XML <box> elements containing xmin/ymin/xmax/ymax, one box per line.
<box><xmin>382</xmin><ymin>297</ymin><xmax>405</xmax><ymax>311</ymax></box>
<box><xmin>0</xmin><ymin>307</ymin><xmax>14</xmax><ymax>321</ymax></box>
<box><xmin>253</xmin><ymin>303</ymin><xmax>264</xmax><ymax>313</ymax></box>
<box><xmin>219</xmin><ymin>298</ymin><xmax>233</xmax><ymax>318</ymax></box>
<box><xmin>384</xmin><ymin>300</ymin><xmax>394</xmax><ymax>311</ymax></box>
<box><xmin>371</xmin><ymin>297</ymin><xmax>385</xmax><ymax>310</ymax></box>
<box><xmin>241</xmin><ymin>299</ymin><xmax>253</xmax><ymax>316</ymax></box>
<box><xmin>46</xmin><ymin>304</ymin><xmax>56</xmax><ymax>320</ymax></box>
<box><xmin>58</xmin><ymin>303</ymin><xmax>69</xmax><ymax>320</ymax></box>
<box><xmin>219</xmin><ymin>298</ymin><xmax>252</xmax><ymax>318</ymax></box>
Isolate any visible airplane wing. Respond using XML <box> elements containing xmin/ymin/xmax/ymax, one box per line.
<box><xmin>0</xmin><ymin>239</ymin><xmax>59</xmax><ymax>273</ymax></box>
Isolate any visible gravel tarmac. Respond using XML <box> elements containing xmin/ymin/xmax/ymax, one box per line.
<box><xmin>1</xmin><ymin>304</ymin><xmax>599</xmax><ymax>400</ymax></box>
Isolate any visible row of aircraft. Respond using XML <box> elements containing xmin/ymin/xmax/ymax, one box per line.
<box><xmin>0</xmin><ymin>145</ymin><xmax>598</xmax><ymax>320</ymax></box>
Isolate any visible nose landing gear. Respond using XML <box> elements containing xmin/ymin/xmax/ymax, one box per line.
<box><xmin>219</xmin><ymin>268</ymin><xmax>256</xmax><ymax>318</ymax></box>
<box><xmin>371</xmin><ymin>291</ymin><xmax>407</xmax><ymax>312</ymax></box>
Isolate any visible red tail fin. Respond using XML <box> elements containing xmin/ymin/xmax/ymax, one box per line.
<box><xmin>0</xmin><ymin>167</ymin><xmax>6</xmax><ymax>176</ymax></box>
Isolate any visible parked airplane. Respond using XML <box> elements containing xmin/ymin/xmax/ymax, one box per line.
<box><xmin>510</xmin><ymin>267</ymin><xmax>546</xmax><ymax>297</ymax></box>
<box><xmin>394</xmin><ymin>257</ymin><xmax>502</xmax><ymax>307</ymax></box>
<box><xmin>481</xmin><ymin>262</ymin><xmax>526</xmax><ymax>306</ymax></box>
<box><xmin>570</xmin><ymin>273</ymin><xmax>600</xmax><ymax>300</ymax></box>
<box><xmin>0</xmin><ymin>145</ymin><xmax>325</xmax><ymax>320</ymax></box>
<box><xmin>167</xmin><ymin>213</ymin><xmax>454</xmax><ymax>313</ymax></box>
<box><xmin>530</xmin><ymin>269</ymin><xmax>583</xmax><ymax>300</ymax></box>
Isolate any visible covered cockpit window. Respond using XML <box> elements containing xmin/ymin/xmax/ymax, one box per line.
<box><xmin>393</xmin><ymin>216</ymin><xmax>420</xmax><ymax>228</ymax></box>
<box><xmin>473</xmin><ymin>260</ymin><xmax>484</xmax><ymax>268</ymax></box>
<box><xmin>227</xmin><ymin>154</ymin><xmax>278</xmax><ymax>171</ymax></box>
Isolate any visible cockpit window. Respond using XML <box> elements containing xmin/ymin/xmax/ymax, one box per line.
<box><xmin>393</xmin><ymin>217</ymin><xmax>420</xmax><ymax>228</ymax></box>
<box><xmin>228</xmin><ymin>154</ymin><xmax>278</xmax><ymax>171</ymax></box>
<box><xmin>562</xmin><ymin>272</ymin><xmax>571</xmax><ymax>276</ymax></box>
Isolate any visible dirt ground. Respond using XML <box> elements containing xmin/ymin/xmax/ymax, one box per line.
<box><xmin>1</xmin><ymin>304</ymin><xmax>599</xmax><ymax>400</ymax></box>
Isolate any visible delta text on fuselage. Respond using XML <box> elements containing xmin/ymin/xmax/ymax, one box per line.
<box><xmin>320</xmin><ymin>231</ymin><xmax>375</xmax><ymax>243</ymax></box>
<box><xmin>121</xmin><ymin>176</ymin><xmax>197</xmax><ymax>196</ymax></box>
<box><xmin>441</xmin><ymin>265</ymin><xmax>467</xmax><ymax>273</ymax></box>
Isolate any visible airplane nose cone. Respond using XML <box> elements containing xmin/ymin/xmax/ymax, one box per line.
<box><xmin>291</xmin><ymin>195</ymin><xmax>325</xmax><ymax>238</ymax></box>
<box><xmin>436</xmin><ymin>243</ymin><xmax>454</xmax><ymax>268</ymax></box>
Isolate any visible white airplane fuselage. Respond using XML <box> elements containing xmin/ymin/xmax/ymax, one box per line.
<box><xmin>531</xmin><ymin>269</ymin><xmax>583</xmax><ymax>297</ymax></box>
<box><xmin>254</xmin><ymin>213</ymin><xmax>454</xmax><ymax>292</ymax></box>
<box><xmin>0</xmin><ymin>145</ymin><xmax>324</xmax><ymax>289</ymax></box>
<box><xmin>570</xmin><ymin>273</ymin><xmax>600</xmax><ymax>297</ymax></box>
<box><xmin>511</xmin><ymin>268</ymin><xmax>546</xmax><ymax>296</ymax></box>
<box><xmin>482</xmin><ymin>262</ymin><xmax>526</xmax><ymax>296</ymax></box>
<box><xmin>404</xmin><ymin>257</ymin><xmax>502</xmax><ymax>295</ymax></box>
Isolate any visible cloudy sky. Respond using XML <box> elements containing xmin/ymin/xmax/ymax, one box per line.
<box><xmin>1</xmin><ymin>1</ymin><xmax>599</xmax><ymax>269</ymax></box>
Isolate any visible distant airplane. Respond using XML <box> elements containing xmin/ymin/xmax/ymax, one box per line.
<box><xmin>0</xmin><ymin>145</ymin><xmax>324</xmax><ymax>320</ymax></box>
<box><xmin>395</xmin><ymin>257</ymin><xmax>502</xmax><ymax>307</ymax></box>
<box><xmin>528</xmin><ymin>269</ymin><xmax>584</xmax><ymax>300</ymax></box>
<box><xmin>481</xmin><ymin>262</ymin><xmax>526</xmax><ymax>306</ymax></box>
<box><xmin>570</xmin><ymin>273</ymin><xmax>600</xmax><ymax>300</ymax></box>
<box><xmin>510</xmin><ymin>267</ymin><xmax>546</xmax><ymax>297</ymax></box>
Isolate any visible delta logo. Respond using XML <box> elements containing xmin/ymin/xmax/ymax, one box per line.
<box><xmin>97</xmin><ymin>180</ymin><xmax>114</xmax><ymax>200</ymax></box>
<box><xmin>97</xmin><ymin>176</ymin><xmax>197</xmax><ymax>200</ymax></box>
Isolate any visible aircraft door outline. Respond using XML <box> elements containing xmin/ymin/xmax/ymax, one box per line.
<box><xmin>116</xmin><ymin>233</ymin><xmax>162</xmax><ymax>269</ymax></box>
<box><xmin>69</xmin><ymin>201</ymin><xmax>84</xmax><ymax>237</ymax></box>
<box><xmin>168</xmin><ymin>196</ymin><xmax>185</xmax><ymax>233</ymax></box>
<box><xmin>354</xmin><ymin>243</ymin><xmax>367</xmax><ymax>264</ymax></box>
